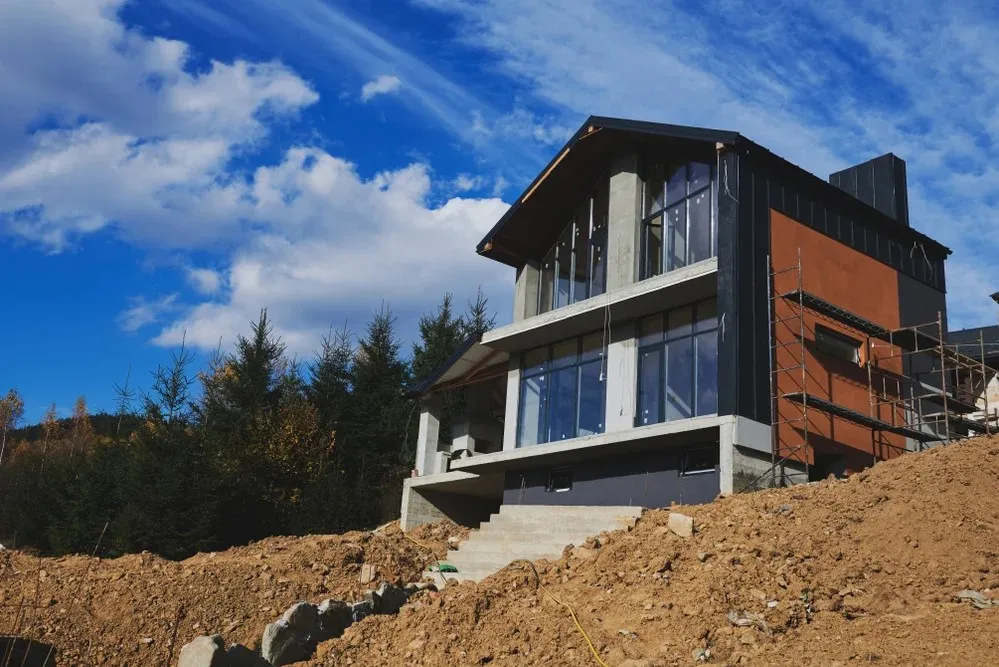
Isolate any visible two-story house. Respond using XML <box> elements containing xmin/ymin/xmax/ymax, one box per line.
<box><xmin>399</xmin><ymin>116</ymin><xmax>993</xmax><ymax>541</ymax></box>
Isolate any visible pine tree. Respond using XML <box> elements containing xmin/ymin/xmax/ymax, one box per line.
<box><xmin>308</xmin><ymin>324</ymin><xmax>353</xmax><ymax>440</ymax></box>
<box><xmin>347</xmin><ymin>305</ymin><xmax>411</xmax><ymax>526</ymax></box>
<box><xmin>462</xmin><ymin>286</ymin><xmax>497</xmax><ymax>339</ymax></box>
<box><xmin>412</xmin><ymin>293</ymin><xmax>466</xmax><ymax>383</ymax></box>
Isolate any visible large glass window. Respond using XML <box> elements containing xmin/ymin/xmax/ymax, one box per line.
<box><xmin>517</xmin><ymin>333</ymin><xmax>606</xmax><ymax>446</ymax></box>
<box><xmin>538</xmin><ymin>177</ymin><xmax>609</xmax><ymax>313</ymax></box>
<box><xmin>636</xmin><ymin>299</ymin><xmax>719</xmax><ymax>426</ymax></box>
<box><xmin>641</xmin><ymin>159</ymin><xmax>717</xmax><ymax>279</ymax></box>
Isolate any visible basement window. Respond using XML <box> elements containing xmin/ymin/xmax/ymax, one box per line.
<box><xmin>814</xmin><ymin>323</ymin><xmax>862</xmax><ymax>364</ymax></box>
<box><xmin>681</xmin><ymin>447</ymin><xmax>718</xmax><ymax>475</ymax></box>
<box><xmin>546</xmin><ymin>468</ymin><xmax>573</xmax><ymax>493</ymax></box>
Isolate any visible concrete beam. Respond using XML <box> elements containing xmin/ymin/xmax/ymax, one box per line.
<box><xmin>604</xmin><ymin>321</ymin><xmax>638</xmax><ymax>432</ymax></box>
<box><xmin>415</xmin><ymin>395</ymin><xmax>443</xmax><ymax>476</ymax></box>
<box><xmin>502</xmin><ymin>356</ymin><xmax>521</xmax><ymax>451</ymax></box>
<box><xmin>513</xmin><ymin>262</ymin><xmax>540</xmax><ymax>322</ymax></box>
<box><xmin>606</xmin><ymin>153</ymin><xmax>642</xmax><ymax>292</ymax></box>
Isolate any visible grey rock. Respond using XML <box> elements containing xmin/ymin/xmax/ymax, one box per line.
<box><xmin>178</xmin><ymin>635</ymin><xmax>226</xmax><ymax>667</ymax></box>
<box><xmin>261</xmin><ymin>620</ymin><xmax>313</xmax><ymax>667</ymax></box>
<box><xmin>350</xmin><ymin>599</ymin><xmax>374</xmax><ymax>623</ymax></box>
<box><xmin>280</xmin><ymin>602</ymin><xmax>320</xmax><ymax>638</ymax></box>
<box><xmin>374</xmin><ymin>582</ymin><xmax>408</xmax><ymax>615</ymax></box>
<box><xmin>955</xmin><ymin>589</ymin><xmax>995</xmax><ymax>609</ymax></box>
<box><xmin>226</xmin><ymin>644</ymin><xmax>271</xmax><ymax>667</ymax></box>
<box><xmin>316</xmin><ymin>599</ymin><xmax>352</xmax><ymax>641</ymax></box>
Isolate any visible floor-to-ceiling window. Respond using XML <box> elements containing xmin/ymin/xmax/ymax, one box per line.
<box><xmin>636</xmin><ymin>299</ymin><xmax>719</xmax><ymax>426</ymax></box>
<box><xmin>640</xmin><ymin>158</ymin><xmax>717</xmax><ymax>280</ymax></box>
<box><xmin>538</xmin><ymin>177</ymin><xmax>609</xmax><ymax>314</ymax></box>
<box><xmin>517</xmin><ymin>333</ymin><xmax>606</xmax><ymax>446</ymax></box>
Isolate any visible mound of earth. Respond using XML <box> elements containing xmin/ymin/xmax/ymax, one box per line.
<box><xmin>0</xmin><ymin>521</ymin><xmax>464</xmax><ymax>665</ymax></box>
<box><xmin>317</xmin><ymin>436</ymin><xmax>999</xmax><ymax>666</ymax></box>
<box><xmin>3</xmin><ymin>437</ymin><xmax>999</xmax><ymax>666</ymax></box>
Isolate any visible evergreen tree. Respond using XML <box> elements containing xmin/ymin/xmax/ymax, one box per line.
<box><xmin>0</xmin><ymin>388</ymin><xmax>25</xmax><ymax>467</ymax></box>
<box><xmin>412</xmin><ymin>293</ymin><xmax>466</xmax><ymax>383</ymax></box>
<box><xmin>462</xmin><ymin>286</ymin><xmax>497</xmax><ymax>339</ymax></box>
<box><xmin>308</xmin><ymin>324</ymin><xmax>353</xmax><ymax>440</ymax></box>
<box><xmin>347</xmin><ymin>306</ymin><xmax>411</xmax><ymax>525</ymax></box>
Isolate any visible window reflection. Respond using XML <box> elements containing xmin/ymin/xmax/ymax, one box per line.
<box><xmin>636</xmin><ymin>298</ymin><xmax>719</xmax><ymax>427</ymax></box>
<box><xmin>642</xmin><ymin>159</ymin><xmax>716</xmax><ymax>279</ymax></box>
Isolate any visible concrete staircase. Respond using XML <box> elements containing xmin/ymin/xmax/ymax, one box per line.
<box><xmin>434</xmin><ymin>505</ymin><xmax>644</xmax><ymax>583</ymax></box>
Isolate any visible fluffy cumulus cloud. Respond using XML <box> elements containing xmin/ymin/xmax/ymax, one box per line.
<box><xmin>0</xmin><ymin>0</ymin><xmax>318</xmax><ymax>250</ymax></box>
<box><xmin>0</xmin><ymin>0</ymin><xmax>512</xmax><ymax>354</ymax></box>
<box><xmin>360</xmin><ymin>74</ymin><xmax>403</xmax><ymax>102</ymax></box>
<box><xmin>154</xmin><ymin>152</ymin><xmax>509</xmax><ymax>352</ymax></box>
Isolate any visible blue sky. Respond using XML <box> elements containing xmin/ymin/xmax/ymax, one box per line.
<box><xmin>3</xmin><ymin>0</ymin><xmax>999</xmax><ymax>422</ymax></box>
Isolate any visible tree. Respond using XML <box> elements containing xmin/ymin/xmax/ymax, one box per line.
<box><xmin>69</xmin><ymin>396</ymin><xmax>95</xmax><ymax>456</ymax></box>
<box><xmin>412</xmin><ymin>293</ymin><xmax>466</xmax><ymax>383</ymax></box>
<box><xmin>347</xmin><ymin>305</ymin><xmax>411</xmax><ymax>525</ymax></box>
<box><xmin>308</xmin><ymin>324</ymin><xmax>354</xmax><ymax>440</ymax></box>
<box><xmin>0</xmin><ymin>388</ymin><xmax>25</xmax><ymax>467</ymax></box>
<box><xmin>462</xmin><ymin>286</ymin><xmax>497</xmax><ymax>339</ymax></box>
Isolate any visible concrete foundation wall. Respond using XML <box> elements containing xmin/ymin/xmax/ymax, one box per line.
<box><xmin>400</xmin><ymin>481</ymin><xmax>499</xmax><ymax>531</ymax></box>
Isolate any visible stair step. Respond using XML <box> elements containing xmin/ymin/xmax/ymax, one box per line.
<box><xmin>449</xmin><ymin>539</ymin><xmax>588</xmax><ymax>555</ymax></box>
<box><xmin>480</xmin><ymin>516</ymin><xmax>638</xmax><ymax>530</ymax></box>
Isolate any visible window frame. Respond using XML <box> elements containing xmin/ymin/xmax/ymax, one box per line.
<box><xmin>537</xmin><ymin>175</ymin><xmax>610</xmax><ymax>314</ymax></box>
<box><xmin>635</xmin><ymin>298</ymin><xmax>719</xmax><ymax>427</ymax></box>
<box><xmin>517</xmin><ymin>333</ymin><xmax>607</xmax><ymax>447</ymax></box>
<box><xmin>681</xmin><ymin>447</ymin><xmax>719</xmax><ymax>476</ymax></box>
<box><xmin>640</xmin><ymin>158</ymin><xmax>718</xmax><ymax>281</ymax></box>
<box><xmin>546</xmin><ymin>468</ymin><xmax>573</xmax><ymax>493</ymax></box>
<box><xmin>814</xmin><ymin>323</ymin><xmax>862</xmax><ymax>364</ymax></box>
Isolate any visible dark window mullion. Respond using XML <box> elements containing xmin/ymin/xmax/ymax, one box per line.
<box><xmin>660</xmin><ymin>339</ymin><xmax>668</xmax><ymax>423</ymax></box>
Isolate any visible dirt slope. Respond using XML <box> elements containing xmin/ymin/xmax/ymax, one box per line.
<box><xmin>2</xmin><ymin>437</ymin><xmax>998</xmax><ymax>666</ymax></box>
<box><xmin>0</xmin><ymin>521</ymin><xmax>464</xmax><ymax>665</ymax></box>
<box><xmin>319</xmin><ymin>436</ymin><xmax>999</xmax><ymax>667</ymax></box>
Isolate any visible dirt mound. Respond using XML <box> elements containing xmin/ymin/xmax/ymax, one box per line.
<box><xmin>0</xmin><ymin>521</ymin><xmax>465</xmax><ymax>665</ymax></box>
<box><xmin>3</xmin><ymin>438</ymin><xmax>999</xmax><ymax>666</ymax></box>
<box><xmin>316</xmin><ymin>437</ymin><xmax>999</xmax><ymax>666</ymax></box>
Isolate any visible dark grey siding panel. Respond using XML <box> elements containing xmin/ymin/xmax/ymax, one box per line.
<box><xmin>502</xmin><ymin>447</ymin><xmax>720</xmax><ymax>508</ymax></box>
<box><xmin>716</xmin><ymin>151</ymin><xmax>740</xmax><ymax>419</ymax></box>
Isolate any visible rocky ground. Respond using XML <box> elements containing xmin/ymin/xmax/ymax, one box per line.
<box><xmin>3</xmin><ymin>437</ymin><xmax>999</xmax><ymax>666</ymax></box>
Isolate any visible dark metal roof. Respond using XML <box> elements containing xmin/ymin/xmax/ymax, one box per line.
<box><xmin>476</xmin><ymin>114</ymin><xmax>952</xmax><ymax>268</ymax></box>
<box><xmin>406</xmin><ymin>334</ymin><xmax>479</xmax><ymax>397</ymax></box>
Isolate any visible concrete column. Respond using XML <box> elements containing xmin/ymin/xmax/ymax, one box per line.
<box><xmin>502</xmin><ymin>357</ymin><xmax>521</xmax><ymax>451</ymax></box>
<box><xmin>415</xmin><ymin>395</ymin><xmax>442</xmax><ymax>476</ymax></box>
<box><xmin>719</xmin><ymin>418</ymin><xmax>736</xmax><ymax>495</ymax></box>
<box><xmin>606</xmin><ymin>153</ymin><xmax>642</xmax><ymax>292</ymax></box>
<box><xmin>604</xmin><ymin>321</ymin><xmax>638</xmax><ymax>432</ymax></box>
<box><xmin>513</xmin><ymin>262</ymin><xmax>540</xmax><ymax>322</ymax></box>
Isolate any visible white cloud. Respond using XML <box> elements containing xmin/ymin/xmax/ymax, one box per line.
<box><xmin>186</xmin><ymin>267</ymin><xmax>223</xmax><ymax>295</ymax></box>
<box><xmin>154</xmin><ymin>151</ymin><xmax>510</xmax><ymax>353</ymax></box>
<box><xmin>118</xmin><ymin>293</ymin><xmax>179</xmax><ymax>333</ymax></box>
<box><xmin>0</xmin><ymin>0</ymin><xmax>318</xmax><ymax>251</ymax></box>
<box><xmin>416</xmin><ymin>0</ymin><xmax>999</xmax><ymax>328</ymax></box>
<box><xmin>360</xmin><ymin>74</ymin><xmax>402</xmax><ymax>102</ymax></box>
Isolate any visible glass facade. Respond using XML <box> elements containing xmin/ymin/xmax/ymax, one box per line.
<box><xmin>641</xmin><ymin>159</ymin><xmax>717</xmax><ymax>280</ymax></box>
<box><xmin>636</xmin><ymin>299</ymin><xmax>719</xmax><ymax>426</ymax></box>
<box><xmin>517</xmin><ymin>333</ymin><xmax>606</xmax><ymax>446</ymax></box>
<box><xmin>538</xmin><ymin>177</ymin><xmax>609</xmax><ymax>314</ymax></box>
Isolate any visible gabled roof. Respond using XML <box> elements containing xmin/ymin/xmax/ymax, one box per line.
<box><xmin>476</xmin><ymin>115</ymin><xmax>951</xmax><ymax>268</ymax></box>
<box><xmin>476</xmin><ymin>116</ymin><xmax>739</xmax><ymax>267</ymax></box>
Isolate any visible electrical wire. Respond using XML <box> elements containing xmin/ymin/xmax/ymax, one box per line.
<box><xmin>518</xmin><ymin>559</ymin><xmax>612</xmax><ymax>667</ymax></box>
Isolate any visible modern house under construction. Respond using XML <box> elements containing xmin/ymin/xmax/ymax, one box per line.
<box><xmin>400</xmin><ymin>116</ymin><xmax>999</xmax><ymax>536</ymax></box>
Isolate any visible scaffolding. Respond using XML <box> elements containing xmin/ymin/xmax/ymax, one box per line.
<box><xmin>764</xmin><ymin>249</ymin><xmax>810</xmax><ymax>487</ymax></box>
<box><xmin>746</xmin><ymin>251</ymin><xmax>998</xmax><ymax>491</ymax></box>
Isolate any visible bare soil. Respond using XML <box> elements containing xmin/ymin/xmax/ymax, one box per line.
<box><xmin>3</xmin><ymin>437</ymin><xmax>999</xmax><ymax>666</ymax></box>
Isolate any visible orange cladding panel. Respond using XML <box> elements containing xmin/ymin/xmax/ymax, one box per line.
<box><xmin>770</xmin><ymin>210</ymin><xmax>905</xmax><ymax>473</ymax></box>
